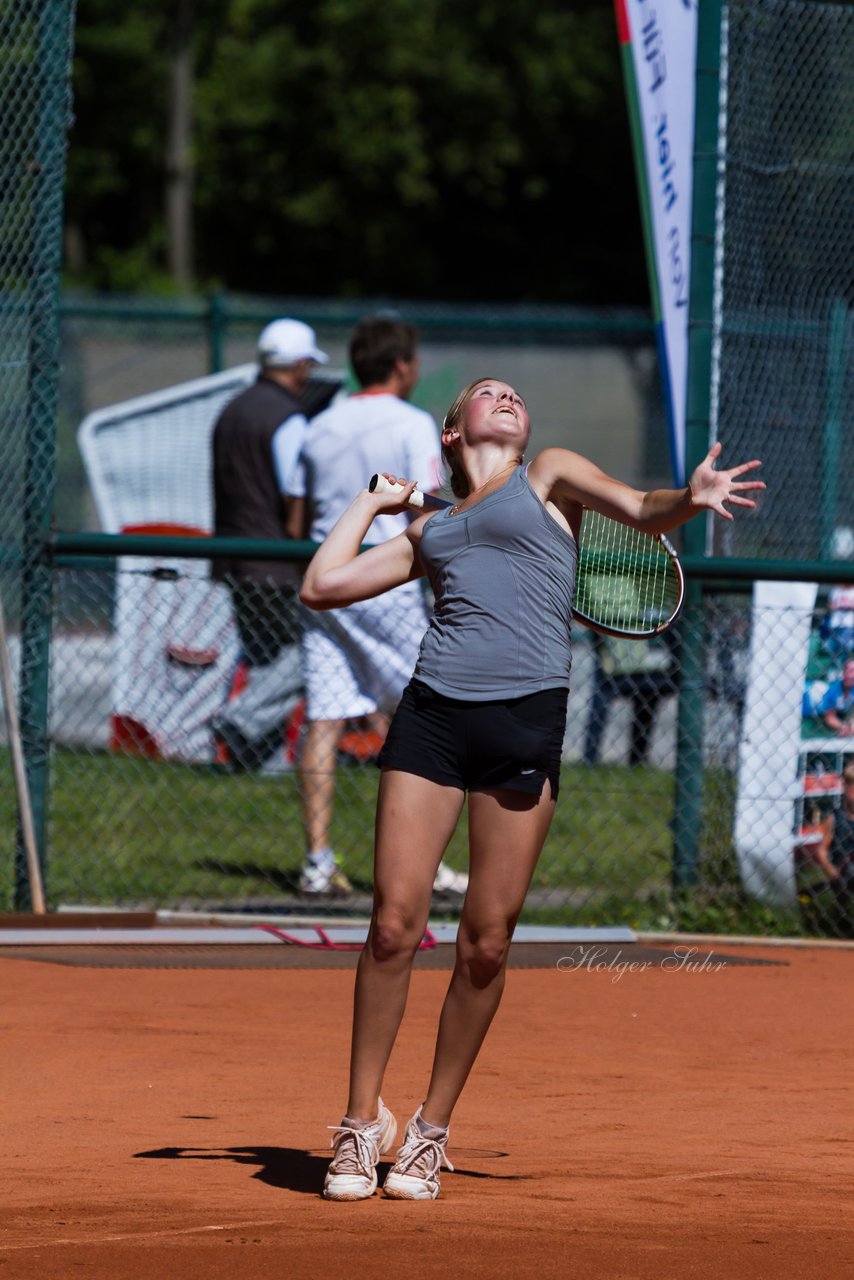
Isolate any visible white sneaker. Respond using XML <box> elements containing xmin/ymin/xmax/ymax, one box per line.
<box><xmin>299</xmin><ymin>858</ymin><xmax>353</xmax><ymax>895</ymax></box>
<box><xmin>432</xmin><ymin>862</ymin><xmax>468</xmax><ymax>895</ymax></box>
<box><xmin>383</xmin><ymin>1107</ymin><xmax>454</xmax><ymax>1201</ymax></box>
<box><xmin>323</xmin><ymin>1099</ymin><xmax>398</xmax><ymax>1201</ymax></box>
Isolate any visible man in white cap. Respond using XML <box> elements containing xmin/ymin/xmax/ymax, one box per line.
<box><xmin>211</xmin><ymin>318</ymin><xmax>334</xmax><ymax>777</ymax></box>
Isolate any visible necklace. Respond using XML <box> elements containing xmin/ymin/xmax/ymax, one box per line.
<box><xmin>449</xmin><ymin>461</ymin><xmax>518</xmax><ymax>515</ymax></box>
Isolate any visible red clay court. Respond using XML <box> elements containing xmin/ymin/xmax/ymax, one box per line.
<box><xmin>2</xmin><ymin>928</ymin><xmax>853</xmax><ymax>1280</ymax></box>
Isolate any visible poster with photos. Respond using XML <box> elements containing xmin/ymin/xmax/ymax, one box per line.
<box><xmin>796</xmin><ymin>583</ymin><xmax>854</xmax><ymax>876</ymax></box>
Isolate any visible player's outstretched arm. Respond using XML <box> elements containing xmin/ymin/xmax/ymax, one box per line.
<box><xmin>529</xmin><ymin>443</ymin><xmax>763</xmax><ymax>535</ymax></box>
<box><xmin>300</xmin><ymin>479</ymin><xmax>427</xmax><ymax>610</ymax></box>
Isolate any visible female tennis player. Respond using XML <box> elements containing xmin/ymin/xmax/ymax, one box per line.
<box><xmin>300</xmin><ymin>377</ymin><xmax>764</xmax><ymax>1202</ymax></box>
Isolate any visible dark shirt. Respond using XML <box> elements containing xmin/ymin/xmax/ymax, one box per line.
<box><xmin>212</xmin><ymin>375</ymin><xmax>302</xmax><ymax>588</ymax></box>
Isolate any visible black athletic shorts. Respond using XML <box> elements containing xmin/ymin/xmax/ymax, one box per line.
<box><xmin>379</xmin><ymin>679</ymin><xmax>568</xmax><ymax>799</ymax></box>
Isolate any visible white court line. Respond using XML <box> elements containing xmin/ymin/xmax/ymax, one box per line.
<box><xmin>0</xmin><ymin>1218</ymin><xmax>292</xmax><ymax>1252</ymax></box>
<box><xmin>0</xmin><ymin>1169</ymin><xmax>747</xmax><ymax>1252</ymax></box>
<box><xmin>0</xmin><ymin>1169</ymin><xmax>751</xmax><ymax>1254</ymax></box>
<box><xmin>0</xmin><ymin>924</ymin><xmax>637</xmax><ymax>947</ymax></box>
<box><xmin>635</xmin><ymin>1168</ymin><xmax>741</xmax><ymax>1184</ymax></box>
<box><xmin>639</xmin><ymin>930</ymin><xmax>854</xmax><ymax>951</ymax></box>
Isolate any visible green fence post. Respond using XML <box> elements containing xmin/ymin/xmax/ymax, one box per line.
<box><xmin>672</xmin><ymin>0</ymin><xmax>724</xmax><ymax>894</ymax></box>
<box><xmin>819</xmin><ymin>300</ymin><xmax>849</xmax><ymax>558</ymax></box>
<box><xmin>14</xmin><ymin>0</ymin><xmax>77</xmax><ymax>910</ymax></box>
<box><xmin>672</xmin><ymin>582</ymin><xmax>705</xmax><ymax>892</ymax></box>
<box><xmin>208</xmin><ymin>291</ymin><xmax>227</xmax><ymax>373</ymax></box>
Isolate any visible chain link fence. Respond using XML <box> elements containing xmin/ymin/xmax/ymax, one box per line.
<box><xmin>713</xmin><ymin>0</ymin><xmax>854</xmax><ymax>561</ymax></box>
<box><xmin>11</xmin><ymin>555</ymin><xmax>848</xmax><ymax>940</ymax></box>
<box><xmin>3</xmin><ymin>0</ymin><xmax>854</xmax><ymax>939</ymax></box>
<box><xmin>0</xmin><ymin>0</ymin><xmax>77</xmax><ymax>906</ymax></box>
<box><xmin>54</xmin><ymin>296</ymin><xmax>671</xmax><ymax>533</ymax></box>
<box><xmin>0</xmin><ymin>0</ymin><xmax>76</xmax><ymax>598</ymax></box>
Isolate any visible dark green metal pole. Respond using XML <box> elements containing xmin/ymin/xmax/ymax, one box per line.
<box><xmin>15</xmin><ymin>0</ymin><xmax>77</xmax><ymax>910</ymax></box>
<box><xmin>819</xmin><ymin>300</ymin><xmax>848</xmax><ymax>558</ymax></box>
<box><xmin>672</xmin><ymin>0</ymin><xmax>724</xmax><ymax>893</ymax></box>
<box><xmin>208</xmin><ymin>291</ymin><xmax>227</xmax><ymax>373</ymax></box>
<box><xmin>49</xmin><ymin>535</ymin><xmax>854</xmax><ymax>586</ymax></box>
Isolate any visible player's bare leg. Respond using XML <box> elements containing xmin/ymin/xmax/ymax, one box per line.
<box><xmin>345</xmin><ymin>769</ymin><xmax>464</xmax><ymax>1122</ymax></box>
<box><xmin>420</xmin><ymin>783</ymin><xmax>556</xmax><ymax>1128</ymax></box>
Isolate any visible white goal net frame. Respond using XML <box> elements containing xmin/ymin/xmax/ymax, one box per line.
<box><xmin>77</xmin><ymin>365</ymin><xmax>343</xmax><ymax>764</ymax></box>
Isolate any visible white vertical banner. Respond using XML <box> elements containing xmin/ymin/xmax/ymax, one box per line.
<box><xmin>734</xmin><ymin>581</ymin><xmax>818</xmax><ymax>905</ymax></box>
<box><xmin>618</xmin><ymin>0</ymin><xmax>699</xmax><ymax>484</ymax></box>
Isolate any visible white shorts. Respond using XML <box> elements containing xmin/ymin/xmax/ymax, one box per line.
<box><xmin>301</xmin><ymin>582</ymin><xmax>428</xmax><ymax>721</ymax></box>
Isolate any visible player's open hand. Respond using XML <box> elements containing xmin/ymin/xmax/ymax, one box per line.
<box><xmin>688</xmin><ymin>442</ymin><xmax>764</xmax><ymax>521</ymax></box>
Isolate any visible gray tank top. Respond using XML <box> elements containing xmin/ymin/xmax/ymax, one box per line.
<box><xmin>414</xmin><ymin>465</ymin><xmax>578</xmax><ymax>699</ymax></box>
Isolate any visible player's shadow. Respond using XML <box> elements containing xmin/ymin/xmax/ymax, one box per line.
<box><xmin>134</xmin><ymin>1145</ymin><xmax>329</xmax><ymax>1195</ymax></box>
<box><xmin>133</xmin><ymin>1145</ymin><xmax>527</xmax><ymax>1194</ymax></box>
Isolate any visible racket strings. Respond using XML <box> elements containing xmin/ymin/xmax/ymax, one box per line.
<box><xmin>576</xmin><ymin>511</ymin><xmax>680</xmax><ymax>636</ymax></box>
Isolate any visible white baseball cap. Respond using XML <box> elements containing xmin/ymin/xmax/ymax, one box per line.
<box><xmin>257</xmin><ymin>318</ymin><xmax>329</xmax><ymax>367</ymax></box>
<box><xmin>831</xmin><ymin>526</ymin><xmax>854</xmax><ymax>560</ymax></box>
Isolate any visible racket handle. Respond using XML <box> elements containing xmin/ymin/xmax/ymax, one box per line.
<box><xmin>368</xmin><ymin>473</ymin><xmax>426</xmax><ymax>509</ymax></box>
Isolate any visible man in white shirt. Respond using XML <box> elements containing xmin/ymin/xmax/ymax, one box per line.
<box><xmin>288</xmin><ymin>315</ymin><xmax>467</xmax><ymax>897</ymax></box>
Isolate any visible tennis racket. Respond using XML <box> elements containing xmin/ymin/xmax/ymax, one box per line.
<box><xmin>368</xmin><ymin>473</ymin><xmax>684</xmax><ymax>639</ymax></box>
<box><xmin>572</xmin><ymin>509</ymin><xmax>684</xmax><ymax>639</ymax></box>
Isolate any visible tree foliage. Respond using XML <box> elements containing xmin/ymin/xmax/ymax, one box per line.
<box><xmin>65</xmin><ymin>0</ymin><xmax>647</xmax><ymax>302</ymax></box>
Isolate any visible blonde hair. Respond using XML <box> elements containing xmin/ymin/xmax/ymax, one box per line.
<box><xmin>441</xmin><ymin>377</ymin><xmax>526</xmax><ymax>499</ymax></box>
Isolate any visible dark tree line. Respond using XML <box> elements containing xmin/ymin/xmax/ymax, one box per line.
<box><xmin>64</xmin><ymin>0</ymin><xmax>649</xmax><ymax>304</ymax></box>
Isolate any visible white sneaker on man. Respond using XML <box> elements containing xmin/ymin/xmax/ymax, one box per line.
<box><xmin>432</xmin><ymin>862</ymin><xmax>468</xmax><ymax>895</ymax></box>
<box><xmin>299</xmin><ymin>851</ymin><xmax>352</xmax><ymax>896</ymax></box>
<box><xmin>323</xmin><ymin>1099</ymin><xmax>398</xmax><ymax>1200</ymax></box>
<box><xmin>300</xmin><ymin>854</ymin><xmax>462</xmax><ymax>897</ymax></box>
